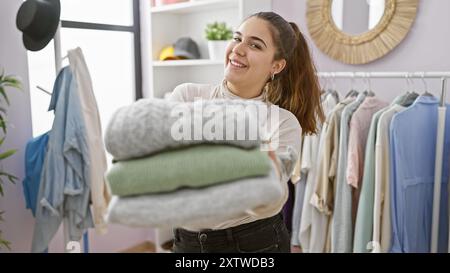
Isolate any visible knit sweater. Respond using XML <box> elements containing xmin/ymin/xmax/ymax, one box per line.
<box><xmin>106</xmin><ymin>144</ymin><xmax>271</xmax><ymax>196</ymax></box>
<box><xmin>104</xmin><ymin>98</ymin><xmax>266</xmax><ymax>161</ymax></box>
<box><xmin>106</xmin><ymin>165</ymin><xmax>281</xmax><ymax>229</ymax></box>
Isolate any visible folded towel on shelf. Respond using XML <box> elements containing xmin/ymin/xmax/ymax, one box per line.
<box><xmin>106</xmin><ymin>165</ymin><xmax>281</xmax><ymax>229</ymax></box>
<box><xmin>106</xmin><ymin>144</ymin><xmax>271</xmax><ymax>196</ymax></box>
<box><xmin>104</xmin><ymin>98</ymin><xmax>268</xmax><ymax>161</ymax></box>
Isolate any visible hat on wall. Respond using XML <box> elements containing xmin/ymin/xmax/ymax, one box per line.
<box><xmin>16</xmin><ymin>0</ymin><xmax>61</xmax><ymax>51</ymax></box>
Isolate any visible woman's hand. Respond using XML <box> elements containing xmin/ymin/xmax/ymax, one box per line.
<box><xmin>268</xmin><ymin>150</ymin><xmax>282</xmax><ymax>180</ymax></box>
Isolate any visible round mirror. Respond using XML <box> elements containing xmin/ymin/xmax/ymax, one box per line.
<box><xmin>331</xmin><ymin>0</ymin><xmax>386</xmax><ymax>35</ymax></box>
<box><xmin>306</xmin><ymin>0</ymin><xmax>419</xmax><ymax>64</ymax></box>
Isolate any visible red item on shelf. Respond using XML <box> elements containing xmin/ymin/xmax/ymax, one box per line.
<box><xmin>153</xmin><ymin>0</ymin><xmax>189</xmax><ymax>6</ymax></box>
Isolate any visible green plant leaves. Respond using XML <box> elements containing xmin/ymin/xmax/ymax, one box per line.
<box><xmin>0</xmin><ymin>212</ymin><xmax>11</xmax><ymax>250</ymax></box>
<box><xmin>0</xmin><ymin>73</ymin><xmax>22</xmax><ymax>106</ymax></box>
<box><xmin>0</xmin><ymin>87</ymin><xmax>10</xmax><ymax>106</ymax></box>
<box><xmin>0</xmin><ymin>171</ymin><xmax>18</xmax><ymax>197</ymax></box>
<box><xmin>0</xmin><ymin>116</ymin><xmax>6</xmax><ymax>134</ymax></box>
<box><xmin>0</xmin><ymin>69</ymin><xmax>20</xmax><ymax>252</ymax></box>
<box><xmin>205</xmin><ymin>21</ymin><xmax>233</xmax><ymax>41</ymax></box>
<box><xmin>0</xmin><ymin>150</ymin><xmax>17</xmax><ymax>160</ymax></box>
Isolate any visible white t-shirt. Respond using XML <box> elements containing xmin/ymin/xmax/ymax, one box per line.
<box><xmin>166</xmin><ymin>81</ymin><xmax>302</xmax><ymax>230</ymax></box>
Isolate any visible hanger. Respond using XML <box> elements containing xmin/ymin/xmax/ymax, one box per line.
<box><xmin>34</xmin><ymin>54</ymin><xmax>70</xmax><ymax>97</ymax></box>
<box><xmin>364</xmin><ymin>73</ymin><xmax>375</xmax><ymax>97</ymax></box>
<box><xmin>320</xmin><ymin>73</ymin><xmax>337</xmax><ymax>102</ymax></box>
<box><xmin>420</xmin><ymin>72</ymin><xmax>434</xmax><ymax>97</ymax></box>
<box><xmin>345</xmin><ymin>72</ymin><xmax>359</xmax><ymax>98</ymax></box>
<box><xmin>36</xmin><ymin>85</ymin><xmax>52</xmax><ymax>96</ymax></box>
<box><xmin>360</xmin><ymin>73</ymin><xmax>370</xmax><ymax>96</ymax></box>
<box><xmin>398</xmin><ymin>74</ymin><xmax>419</xmax><ymax>107</ymax></box>
<box><xmin>328</xmin><ymin>72</ymin><xmax>340</xmax><ymax>102</ymax></box>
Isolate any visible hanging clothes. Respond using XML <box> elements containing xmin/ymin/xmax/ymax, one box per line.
<box><xmin>347</xmin><ymin>97</ymin><xmax>389</xmax><ymax>251</ymax></box>
<box><xmin>372</xmin><ymin>104</ymin><xmax>406</xmax><ymax>253</ymax></box>
<box><xmin>290</xmin><ymin>133</ymin><xmax>305</xmax><ymax>248</ymax></box>
<box><xmin>332</xmin><ymin>92</ymin><xmax>366</xmax><ymax>253</ymax></box>
<box><xmin>297</xmin><ymin>133</ymin><xmax>319</xmax><ymax>251</ymax></box>
<box><xmin>23</xmin><ymin>132</ymin><xmax>50</xmax><ymax>217</ymax></box>
<box><xmin>291</xmin><ymin>171</ymin><xmax>307</xmax><ymax>247</ymax></box>
<box><xmin>370</xmin><ymin>93</ymin><xmax>417</xmax><ymax>253</ymax></box>
<box><xmin>312</xmin><ymin>98</ymin><xmax>354</xmax><ymax>216</ymax></box>
<box><xmin>31</xmin><ymin>67</ymin><xmax>94</xmax><ymax>253</ymax></box>
<box><xmin>310</xmin><ymin>97</ymin><xmax>355</xmax><ymax>253</ymax></box>
<box><xmin>389</xmin><ymin>96</ymin><xmax>450</xmax><ymax>253</ymax></box>
<box><xmin>68</xmin><ymin>47</ymin><xmax>111</xmax><ymax>235</ymax></box>
<box><xmin>352</xmin><ymin>107</ymin><xmax>387</xmax><ymax>253</ymax></box>
<box><xmin>299</xmin><ymin>93</ymin><xmax>338</xmax><ymax>252</ymax></box>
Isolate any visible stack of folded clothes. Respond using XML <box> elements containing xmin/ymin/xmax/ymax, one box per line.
<box><xmin>104</xmin><ymin>98</ymin><xmax>282</xmax><ymax>229</ymax></box>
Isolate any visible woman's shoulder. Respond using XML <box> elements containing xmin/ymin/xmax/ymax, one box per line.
<box><xmin>167</xmin><ymin>82</ymin><xmax>218</xmax><ymax>102</ymax></box>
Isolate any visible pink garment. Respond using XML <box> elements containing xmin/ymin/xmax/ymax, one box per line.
<box><xmin>346</xmin><ymin>97</ymin><xmax>388</xmax><ymax>226</ymax></box>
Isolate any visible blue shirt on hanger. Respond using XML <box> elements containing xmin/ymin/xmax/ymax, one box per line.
<box><xmin>389</xmin><ymin>96</ymin><xmax>450</xmax><ymax>253</ymax></box>
<box><xmin>23</xmin><ymin>132</ymin><xmax>49</xmax><ymax>217</ymax></box>
<box><xmin>31</xmin><ymin>66</ymin><xmax>94</xmax><ymax>253</ymax></box>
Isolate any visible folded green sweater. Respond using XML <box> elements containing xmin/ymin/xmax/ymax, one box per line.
<box><xmin>106</xmin><ymin>144</ymin><xmax>271</xmax><ymax>196</ymax></box>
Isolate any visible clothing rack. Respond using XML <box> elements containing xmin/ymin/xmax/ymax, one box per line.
<box><xmin>318</xmin><ymin>71</ymin><xmax>450</xmax><ymax>99</ymax></box>
<box><xmin>319</xmin><ymin>71</ymin><xmax>449</xmax><ymax>253</ymax></box>
<box><xmin>317</xmin><ymin>71</ymin><xmax>450</xmax><ymax>79</ymax></box>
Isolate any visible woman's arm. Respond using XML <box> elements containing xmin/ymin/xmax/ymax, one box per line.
<box><xmin>270</xmin><ymin>110</ymin><xmax>303</xmax><ymax>184</ymax></box>
<box><xmin>268</xmin><ymin>150</ymin><xmax>282</xmax><ymax>180</ymax></box>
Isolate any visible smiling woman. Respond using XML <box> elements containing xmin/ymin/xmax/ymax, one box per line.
<box><xmin>225</xmin><ymin>22</ymin><xmax>281</xmax><ymax>100</ymax></box>
<box><xmin>166</xmin><ymin>11</ymin><xmax>324</xmax><ymax>253</ymax></box>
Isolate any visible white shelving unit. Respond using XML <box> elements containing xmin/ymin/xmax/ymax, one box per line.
<box><xmin>153</xmin><ymin>59</ymin><xmax>224</xmax><ymax>67</ymax></box>
<box><xmin>147</xmin><ymin>0</ymin><xmax>272</xmax><ymax>98</ymax></box>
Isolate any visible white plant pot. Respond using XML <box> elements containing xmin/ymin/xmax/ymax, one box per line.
<box><xmin>208</xmin><ymin>40</ymin><xmax>229</xmax><ymax>61</ymax></box>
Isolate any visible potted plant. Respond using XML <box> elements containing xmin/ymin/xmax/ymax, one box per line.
<box><xmin>0</xmin><ymin>70</ymin><xmax>21</xmax><ymax>250</ymax></box>
<box><xmin>205</xmin><ymin>22</ymin><xmax>233</xmax><ymax>61</ymax></box>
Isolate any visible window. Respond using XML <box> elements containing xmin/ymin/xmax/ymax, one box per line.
<box><xmin>60</xmin><ymin>0</ymin><xmax>134</xmax><ymax>26</ymax></box>
<box><xmin>28</xmin><ymin>0</ymin><xmax>142</xmax><ymax>138</ymax></box>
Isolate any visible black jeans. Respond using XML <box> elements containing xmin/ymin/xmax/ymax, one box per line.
<box><xmin>172</xmin><ymin>213</ymin><xmax>291</xmax><ymax>253</ymax></box>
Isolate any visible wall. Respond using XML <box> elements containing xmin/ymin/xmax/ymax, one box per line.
<box><xmin>273</xmin><ymin>0</ymin><xmax>450</xmax><ymax>103</ymax></box>
<box><xmin>0</xmin><ymin>0</ymin><xmax>152</xmax><ymax>253</ymax></box>
<box><xmin>0</xmin><ymin>0</ymin><xmax>34</xmax><ymax>254</ymax></box>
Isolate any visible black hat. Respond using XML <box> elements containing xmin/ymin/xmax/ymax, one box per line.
<box><xmin>16</xmin><ymin>0</ymin><xmax>61</xmax><ymax>51</ymax></box>
<box><xmin>174</xmin><ymin>37</ymin><xmax>201</xmax><ymax>59</ymax></box>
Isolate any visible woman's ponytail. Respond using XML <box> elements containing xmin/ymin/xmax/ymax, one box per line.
<box><xmin>251</xmin><ymin>13</ymin><xmax>324</xmax><ymax>135</ymax></box>
<box><xmin>285</xmin><ymin>22</ymin><xmax>324</xmax><ymax>135</ymax></box>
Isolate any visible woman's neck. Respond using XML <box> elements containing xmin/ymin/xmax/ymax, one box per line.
<box><xmin>225</xmin><ymin>80</ymin><xmax>265</xmax><ymax>99</ymax></box>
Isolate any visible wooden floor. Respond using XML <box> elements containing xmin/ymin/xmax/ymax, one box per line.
<box><xmin>119</xmin><ymin>241</ymin><xmax>156</xmax><ymax>253</ymax></box>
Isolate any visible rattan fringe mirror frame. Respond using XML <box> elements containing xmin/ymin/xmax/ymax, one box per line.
<box><xmin>306</xmin><ymin>0</ymin><xmax>419</xmax><ymax>64</ymax></box>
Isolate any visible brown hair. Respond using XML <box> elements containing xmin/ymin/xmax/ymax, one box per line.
<box><xmin>248</xmin><ymin>12</ymin><xmax>324</xmax><ymax>135</ymax></box>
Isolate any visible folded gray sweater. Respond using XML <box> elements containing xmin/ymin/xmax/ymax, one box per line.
<box><xmin>105</xmin><ymin>98</ymin><xmax>267</xmax><ymax>161</ymax></box>
<box><xmin>106</xmin><ymin>166</ymin><xmax>282</xmax><ymax>229</ymax></box>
